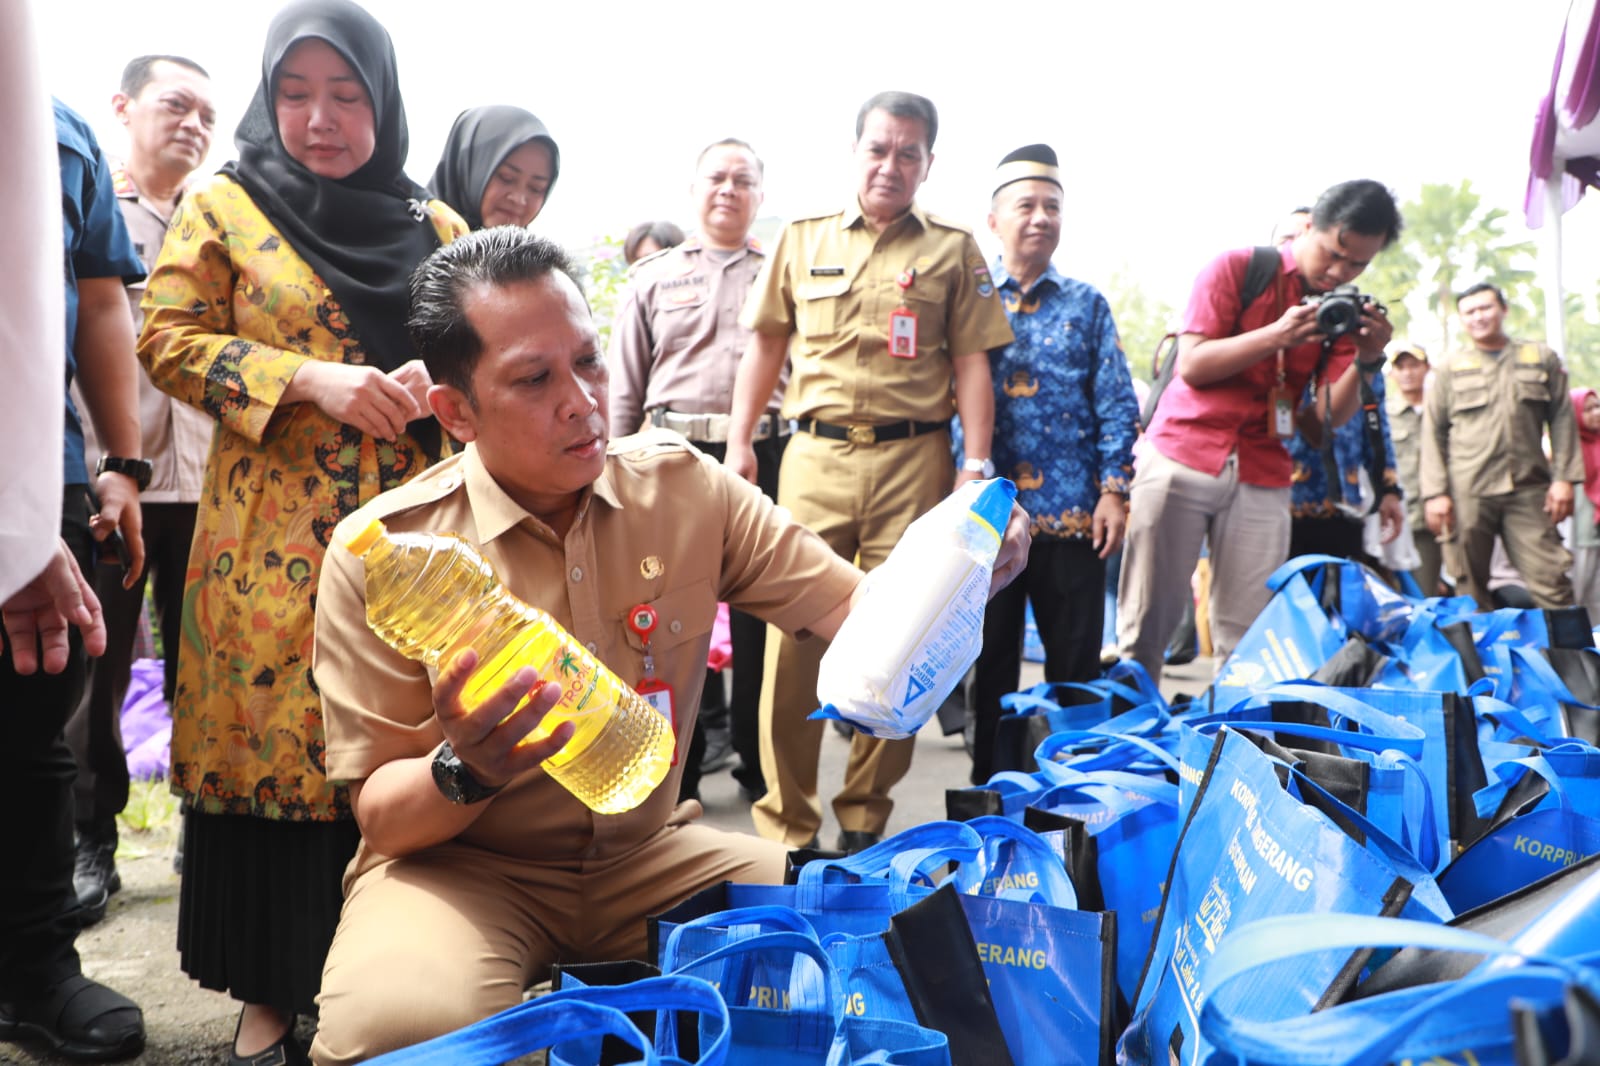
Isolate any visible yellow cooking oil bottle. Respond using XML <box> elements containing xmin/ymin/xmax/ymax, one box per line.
<box><xmin>341</xmin><ymin>518</ymin><xmax>671</xmax><ymax>814</ymax></box>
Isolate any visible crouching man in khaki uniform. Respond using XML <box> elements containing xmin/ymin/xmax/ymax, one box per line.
<box><xmin>307</xmin><ymin>228</ymin><xmax>1030</xmax><ymax>1064</ymax></box>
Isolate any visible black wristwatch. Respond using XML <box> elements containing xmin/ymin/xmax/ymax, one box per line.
<box><xmin>96</xmin><ymin>455</ymin><xmax>153</xmax><ymax>491</ymax></box>
<box><xmin>430</xmin><ymin>741</ymin><xmax>505</xmax><ymax>805</ymax></box>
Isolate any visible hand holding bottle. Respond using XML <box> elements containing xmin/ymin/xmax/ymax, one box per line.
<box><xmin>432</xmin><ymin>649</ymin><xmax>576</xmax><ymax>790</ymax></box>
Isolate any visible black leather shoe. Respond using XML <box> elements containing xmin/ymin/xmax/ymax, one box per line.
<box><xmin>0</xmin><ymin>974</ymin><xmax>144</xmax><ymax>1061</ymax></box>
<box><xmin>836</xmin><ymin>830</ymin><xmax>881</xmax><ymax>855</ymax></box>
<box><xmin>230</xmin><ymin>1011</ymin><xmax>310</xmax><ymax>1066</ymax></box>
<box><xmin>73</xmin><ymin>820</ymin><xmax>121</xmax><ymax>929</ymax></box>
<box><xmin>699</xmin><ymin>725</ymin><xmax>734</xmax><ymax>774</ymax></box>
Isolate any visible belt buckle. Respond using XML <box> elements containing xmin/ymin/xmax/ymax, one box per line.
<box><xmin>847</xmin><ymin>424</ymin><xmax>876</xmax><ymax>446</ymax></box>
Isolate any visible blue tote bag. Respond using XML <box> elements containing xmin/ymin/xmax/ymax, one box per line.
<box><xmin>656</xmin><ymin>931</ymin><xmax>951</xmax><ymax>1066</ymax></box>
<box><xmin>1021</xmin><ymin>766</ymin><xmax>1180</xmax><ymax>1005</ymax></box>
<box><xmin>365</xmin><ymin>974</ymin><xmax>731</xmax><ymax>1066</ymax></box>
<box><xmin>1211</xmin><ymin>558</ymin><xmax>1348</xmax><ymax>709</ymax></box>
<box><xmin>1120</xmin><ymin>726</ymin><xmax>1452</xmax><ymax>1066</ymax></box>
<box><xmin>1195</xmin><ymin>913</ymin><xmax>1600</xmax><ymax>1066</ymax></box>
<box><xmin>1438</xmin><ymin>744</ymin><xmax>1600</xmax><ymax>913</ymax></box>
<box><xmin>1178</xmin><ymin>684</ymin><xmax>1443</xmax><ymax>870</ymax></box>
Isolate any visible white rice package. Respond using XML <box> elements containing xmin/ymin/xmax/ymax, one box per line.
<box><xmin>813</xmin><ymin>478</ymin><xmax>1017</xmax><ymax>739</ymax></box>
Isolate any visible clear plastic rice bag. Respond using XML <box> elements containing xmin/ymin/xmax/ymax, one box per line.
<box><xmin>813</xmin><ymin>477</ymin><xmax>1017</xmax><ymax>739</ymax></box>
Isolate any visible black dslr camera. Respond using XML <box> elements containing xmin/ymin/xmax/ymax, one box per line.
<box><xmin>1302</xmin><ymin>285</ymin><xmax>1385</xmax><ymax>340</ymax></box>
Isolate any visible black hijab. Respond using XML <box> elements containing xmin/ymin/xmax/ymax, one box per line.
<box><xmin>428</xmin><ymin>106</ymin><xmax>560</xmax><ymax>231</ymax></box>
<box><xmin>223</xmin><ymin>0</ymin><xmax>439</xmax><ymax>389</ymax></box>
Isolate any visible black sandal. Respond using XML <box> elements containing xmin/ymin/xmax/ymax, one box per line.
<box><xmin>0</xmin><ymin>973</ymin><xmax>144</xmax><ymax>1061</ymax></box>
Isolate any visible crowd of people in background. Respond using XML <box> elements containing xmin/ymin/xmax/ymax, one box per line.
<box><xmin>2</xmin><ymin>0</ymin><xmax>1596</xmax><ymax>1062</ymax></box>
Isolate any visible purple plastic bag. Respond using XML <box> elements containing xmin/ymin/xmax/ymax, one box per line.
<box><xmin>121</xmin><ymin>657</ymin><xmax>171</xmax><ymax>779</ymax></box>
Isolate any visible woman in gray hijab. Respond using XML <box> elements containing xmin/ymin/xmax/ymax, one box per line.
<box><xmin>428</xmin><ymin>105</ymin><xmax>559</xmax><ymax>229</ymax></box>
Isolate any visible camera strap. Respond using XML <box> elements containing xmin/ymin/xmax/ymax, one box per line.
<box><xmin>1316</xmin><ymin>338</ymin><xmax>1346</xmax><ymax>511</ymax></box>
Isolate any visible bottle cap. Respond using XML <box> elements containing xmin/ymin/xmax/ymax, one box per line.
<box><xmin>343</xmin><ymin>517</ymin><xmax>388</xmax><ymax>556</ymax></box>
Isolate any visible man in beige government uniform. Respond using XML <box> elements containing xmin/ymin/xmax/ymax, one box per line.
<box><xmin>1421</xmin><ymin>282</ymin><xmax>1582</xmax><ymax>608</ymax></box>
<box><xmin>723</xmin><ymin>91</ymin><xmax>1014</xmax><ymax>853</ymax></box>
<box><xmin>308</xmin><ymin>226</ymin><xmax>1033</xmax><ymax>1063</ymax></box>
<box><xmin>608</xmin><ymin>138</ymin><xmax>783</xmax><ymax>803</ymax></box>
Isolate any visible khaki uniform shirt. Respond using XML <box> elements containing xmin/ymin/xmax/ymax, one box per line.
<box><xmin>741</xmin><ymin>202</ymin><xmax>1013</xmax><ymax>424</ymax></box>
<box><xmin>78</xmin><ymin>168</ymin><xmax>213</xmax><ymax>502</ymax></box>
<box><xmin>606</xmin><ymin>236</ymin><xmax>785</xmax><ymax>437</ymax></box>
<box><xmin>1420</xmin><ymin>340</ymin><xmax>1583</xmax><ymax>500</ymax></box>
<box><xmin>316</xmin><ymin>433</ymin><xmax>861</xmax><ymax>877</ymax></box>
<box><xmin>1389</xmin><ymin>399</ymin><xmax>1426</xmax><ymax>529</ymax></box>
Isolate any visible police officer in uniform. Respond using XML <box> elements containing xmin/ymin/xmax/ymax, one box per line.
<box><xmin>1421</xmin><ymin>282</ymin><xmax>1582</xmax><ymax>608</ymax></box>
<box><xmin>608</xmin><ymin>137</ymin><xmax>782</xmax><ymax>803</ymax></box>
<box><xmin>723</xmin><ymin>91</ymin><xmax>1014</xmax><ymax>853</ymax></box>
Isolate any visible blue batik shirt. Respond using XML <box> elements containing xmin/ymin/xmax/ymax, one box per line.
<box><xmin>1288</xmin><ymin>369</ymin><xmax>1399</xmax><ymax>518</ymax></box>
<box><xmin>55</xmin><ymin>98</ymin><xmax>144</xmax><ymax>486</ymax></box>
<box><xmin>957</xmin><ymin>260</ymin><xmax>1139</xmax><ymax>539</ymax></box>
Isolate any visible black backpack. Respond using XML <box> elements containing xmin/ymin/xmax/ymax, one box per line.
<box><xmin>1140</xmin><ymin>245</ymin><xmax>1280</xmax><ymax>429</ymax></box>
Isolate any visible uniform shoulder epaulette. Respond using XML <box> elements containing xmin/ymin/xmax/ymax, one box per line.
<box><xmin>339</xmin><ymin>459</ymin><xmax>471</xmax><ymax>532</ymax></box>
<box><xmin>924</xmin><ymin>212</ymin><xmax>976</xmax><ymax>235</ymax></box>
<box><xmin>626</xmin><ymin>243</ymin><xmax>687</xmax><ymax>284</ymax></box>
<box><xmin>629</xmin><ymin>243</ymin><xmax>679</xmax><ymax>273</ymax></box>
<box><xmin>785</xmin><ymin>207</ymin><xmax>844</xmax><ymax>226</ymax></box>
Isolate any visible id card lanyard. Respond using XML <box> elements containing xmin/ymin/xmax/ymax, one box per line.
<box><xmin>1265</xmin><ymin>269</ymin><xmax>1294</xmax><ymax>439</ymax></box>
<box><xmin>889</xmin><ymin>267</ymin><xmax>917</xmax><ymax>358</ymax></box>
<box><xmin>627</xmin><ymin>603</ymin><xmax>678</xmax><ymax>765</ymax></box>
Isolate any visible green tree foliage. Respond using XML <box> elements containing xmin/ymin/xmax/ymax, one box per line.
<box><xmin>1105</xmin><ymin>267</ymin><xmax>1178</xmax><ymax>382</ymax></box>
<box><xmin>578</xmin><ymin>234</ymin><xmax>630</xmax><ymax>351</ymax></box>
<box><xmin>1528</xmin><ymin>282</ymin><xmax>1600</xmax><ymax>388</ymax></box>
<box><xmin>1380</xmin><ymin>181</ymin><xmax>1536</xmax><ymax>352</ymax></box>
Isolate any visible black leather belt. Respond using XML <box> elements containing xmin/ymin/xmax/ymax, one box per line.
<box><xmin>798</xmin><ymin>418</ymin><xmax>949</xmax><ymax>445</ymax></box>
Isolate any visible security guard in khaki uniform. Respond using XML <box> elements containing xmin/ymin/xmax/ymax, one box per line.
<box><xmin>1386</xmin><ymin>341</ymin><xmax>1445</xmax><ymax>594</ymax></box>
<box><xmin>723</xmin><ymin>91</ymin><xmax>1014</xmax><ymax>853</ymax></box>
<box><xmin>1420</xmin><ymin>282</ymin><xmax>1582</xmax><ymax>608</ymax></box>
<box><xmin>608</xmin><ymin>139</ymin><xmax>784</xmax><ymax>803</ymax></box>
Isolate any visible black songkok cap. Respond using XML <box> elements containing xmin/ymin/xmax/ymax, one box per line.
<box><xmin>993</xmin><ymin>143</ymin><xmax>1062</xmax><ymax>196</ymax></box>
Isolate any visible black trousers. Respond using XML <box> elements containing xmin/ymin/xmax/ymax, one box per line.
<box><xmin>674</xmin><ymin>432</ymin><xmax>788</xmax><ymax>800</ymax></box>
<box><xmin>971</xmin><ymin>537</ymin><xmax>1106</xmax><ymax>786</ymax></box>
<box><xmin>66</xmin><ymin>501</ymin><xmax>197</xmax><ymax>825</ymax></box>
<box><xmin>0</xmin><ymin>492</ymin><xmax>94</xmax><ymax>995</ymax></box>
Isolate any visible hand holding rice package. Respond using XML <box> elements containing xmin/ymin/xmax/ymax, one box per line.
<box><xmin>813</xmin><ymin>478</ymin><xmax>1017</xmax><ymax>739</ymax></box>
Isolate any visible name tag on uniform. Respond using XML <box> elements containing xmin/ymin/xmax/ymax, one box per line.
<box><xmin>889</xmin><ymin>309</ymin><xmax>918</xmax><ymax>358</ymax></box>
<box><xmin>636</xmin><ymin>677</ymin><xmax>678</xmax><ymax>765</ymax></box>
<box><xmin>810</xmin><ymin>266</ymin><xmax>845</xmax><ymax>276</ymax></box>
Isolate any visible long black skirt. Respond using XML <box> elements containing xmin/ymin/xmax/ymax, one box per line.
<box><xmin>177</xmin><ymin>808</ymin><xmax>360</xmax><ymax>1015</ymax></box>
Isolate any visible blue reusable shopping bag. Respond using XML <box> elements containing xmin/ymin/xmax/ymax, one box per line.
<box><xmin>653</xmin><ymin>823</ymin><xmax>980</xmax><ymax>960</ymax></box>
<box><xmin>1194</xmin><ymin>913</ymin><xmax>1600</xmax><ymax>1066</ymax></box>
<box><xmin>1369</xmin><ymin>607</ymin><xmax>1483</xmax><ymax>693</ymax></box>
<box><xmin>1119</xmin><ymin>726</ymin><xmax>1452</xmax><ymax>1066</ymax></box>
<box><xmin>1021</xmin><ymin>763</ymin><xmax>1180</xmax><ymax>1006</ymax></box>
<box><xmin>656</xmin><ymin>931</ymin><xmax>951</xmax><ymax>1066</ymax></box>
<box><xmin>364</xmin><ymin>974</ymin><xmax>731</xmax><ymax>1066</ymax></box>
<box><xmin>1211</xmin><ymin>561</ymin><xmax>1347</xmax><ymax>711</ymax></box>
<box><xmin>1178</xmin><ymin>684</ymin><xmax>1443</xmax><ymax>871</ymax></box>
<box><xmin>1438</xmin><ymin>744</ymin><xmax>1600</xmax><ymax>913</ymax></box>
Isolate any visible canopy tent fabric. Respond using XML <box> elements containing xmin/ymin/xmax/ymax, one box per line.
<box><xmin>1526</xmin><ymin>0</ymin><xmax>1600</xmax><ymax>351</ymax></box>
<box><xmin>1527</xmin><ymin>0</ymin><xmax>1600</xmax><ymax>227</ymax></box>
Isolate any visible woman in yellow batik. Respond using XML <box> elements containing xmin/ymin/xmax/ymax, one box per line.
<box><xmin>137</xmin><ymin>1</ymin><xmax>465</xmax><ymax>1062</ymax></box>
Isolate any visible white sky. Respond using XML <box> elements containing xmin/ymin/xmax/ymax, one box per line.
<box><xmin>37</xmin><ymin>0</ymin><xmax>1600</xmax><ymax>336</ymax></box>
